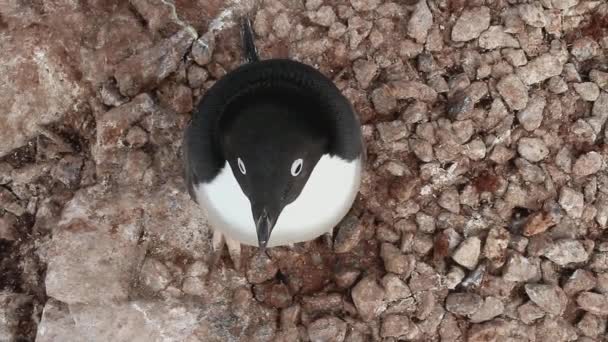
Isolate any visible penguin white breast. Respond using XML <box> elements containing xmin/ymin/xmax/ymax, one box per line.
<box><xmin>194</xmin><ymin>154</ymin><xmax>362</xmax><ymax>247</ymax></box>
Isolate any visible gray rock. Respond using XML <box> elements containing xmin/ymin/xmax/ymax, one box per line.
<box><xmin>559</xmin><ymin>187</ymin><xmax>584</xmax><ymax>219</ymax></box>
<box><xmin>469</xmin><ymin>297</ymin><xmax>504</xmax><ymax>323</ymax></box>
<box><xmin>308</xmin><ymin>6</ymin><xmax>336</xmax><ymax>27</ymax></box>
<box><xmin>307</xmin><ymin>316</ymin><xmax>347</xmax><ymax>342</ymax></box>
<box><xmin>590</xmin><ymin>70</ymin><xmax>608</xmax><ymax>92</ymax></box>
<box><xmin>577</xmin><ymin>292</ymin><xmax>608</xmax><ymax>315</ymax></box>
<box><xmin>518</xmin><ymin>4</ymin><xmax>547</xmax><ymax>27</ymax></box>
<box><xmin>573</xmin><ymin>152</ymin><xmax>603</xmax><ymax>177</ymax></box>
<box><xmin>334</xmin><ymin>214</ymin><xmax>363</xmax><ymax>253</ymax></box>
<box><xmin>451</xmin><ymin>7</ymin><xmax>491</xmax><ymax>42</ymax></box>
<box><xmin>564</xmin><ymin>270</ymin><xmax>597</xmax><ymax>296</ymax></box>
<box><xmin>571</xmin><ymin>37</ymin><xmax>599</xmax><ymax>61</ymax></box>
<box><xmin>551</xmin><ymin>0</ymin><xmax>578</xmax><ymax>9</ymax></box>
<box><xmin>517</xmin><ymin>137</ymin><xmax>549</xmax><ymax>162</ymax></box>
<box><xmin>452</xmin><ymin>236</ymin><xmax>481</xmax><ymax>270</ymax></box>
<box><xmin>543</xmin><ymin>239</ymin><xmax>589</xmax><ymax>266</ymax></box>
<box><xmin>353</xmin><ymin>59</ymin><xmax>378</xmax><ymax>89</ymax></box>
<box><xmin>407</xmin><ymin>0</ymin><xmax>433</xmax><ymax>43</ymax></box>
<box><xmin>381</xmin><ymin>243</ymin><xmax>415</xmax><ymax>276</ymax></box>
<box><xmin>382</xmin><ymin>274</ymin><xmax>412</xmax><ymax>301</ymax></box>
<box><xmin>139</xmin><ymin>258</ymin><xmax>171</xmax><ymax>292</ymax></box>
<box><xmin>548</xmin><ymin>76</ymin><xmax>568</xmax><ymax>94</ymax></box>
<box><xmin>524</xmin><ymin>284</ymin><xmax>566</xmax><ymax>315</ymax></box>
<box><xmin>381</xmin><ymin>314</ymin><xmax>415</xmax><ymax>338</ymax></box>
<box><xmin>503</xmin><ymin>253</ymin><xmax>541</xmax><ymax>282</ymax></box>
<box><xmin>246</xmin><ymin>252</ymin><xmax>278</xmax><ymax>284</ymax></box>
<box><xmin>351</xmin><ymin>275</ymin><xmax>386</xmax><ymax>321</ymax></box>
<box><xmin>191</xmin><ymin>33</ymin><xmax>215</xmax><ymax>66</ymax></box>
<box><xmin>518</xmin><ymin>301</ymin><xmax>545</xmax><ymax>324</ymax></box>
<box><xmin>573</xmin><ymin>82</ymin><xmax>600</xmax><ymax>101</ymax></box>
<box><xmin>479</xmin><ymin>26</ymin><xmax>519</xmax><ymax>50</ymax></box>
<box><xmin>577</xmin><ymin>313</ymin><xmax>606</xmax><ymax>338</ymax></box>
<box><xmin>503</xmin><ymin>48</ymin><xmax>527</xmax><ymax>67</ymax></box>
<box><xmin>439</xmin><ymin>188</ymin><xmax>460</xmax><ymax>214</ymax></box>
<box><xmin>45</xmin><ymin>188</ymin><xmax>147</xmax><ymax>304</ymax></box>
<box><xmin>516</xmin><ymin>54</ymin><xmax>564</xmax><ymax>85</ymax></box>
<box><xmin>115</xmin><ymin>29</ymin><xmax>195</xmax><ymax>96</ymax></box>
<box><xmin>497</xmin><ymin>74</ymin><xmax>528</xmax><ymax>110</ymax></box>
<box><xmin>445</xmin><ymin>293</ymin><xmax>483</xmax><ymax>316</ymax></box>
<box><xmin>371</xmin><ymin>86</ymin><xmax>397</xmax><ymax>115</ymax></box>
<box><xmin>389</xmin><ymin>80</ymin><xmax>438</xmax><ymax>102</ymax></box>
<box><xmin>484</xmin><ymin>227</ymin><xmax>510</xmax><ymax>266</ymax></box>
<box><xmin>349</xmin><ymin>0</ymin><xmax>380</xmax><ymax>11</ymax></box>
<box><xmin>517</xmin><ymin>95</ymin><xmax>546</xmax><ymax>131</ymax></box>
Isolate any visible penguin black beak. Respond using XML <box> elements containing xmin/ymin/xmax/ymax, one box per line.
<box><xmin>255</xmin><ymin>209</ymin><xmax>276</xmax><ymax>250</ymax></box>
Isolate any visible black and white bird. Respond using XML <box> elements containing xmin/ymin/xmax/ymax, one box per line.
<box><xmin>183</xmin><ymin>18</ymin><xmax>363</xmax><ymax>263</ymax></box>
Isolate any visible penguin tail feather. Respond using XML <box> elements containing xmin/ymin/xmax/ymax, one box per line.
<box><xmin>241</xmin><ymin>17</ymin><xmax>259</xmax><ymax>63</ymax></box>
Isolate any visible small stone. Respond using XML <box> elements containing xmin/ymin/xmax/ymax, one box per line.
<box><xmin>268</xmin><ymin>283</ymin><xmax>293</xmax><ymax>309</ymax></box>
<box><xmin>349</xmin><ymin>0</ymin><xmax>380</xmax><ymax>11</ymax></box>
<box><xmin>573</xmin><ymin>83</ymin><xmax>600</xmax><ymax>101</ymax></box>
<box><xmin>307</xmin><ymin>316</ymin><xmax>347</xmax><ymax>342</ymax></box>
<box><xmin>139</xmin><ymin>258</ymin><xmax>171</xmax><ymax>292</ymax></box>
<box><xmin>381</xmin><ymin>243</ymin><xmax>415</xmax><ymax>276</ymax></box>
<box><xmin>334</xmin><ymin>214</ymin><xmax>363</xmax><ymax>253</ymax></box>
<box><xmin>182</xmin><ymin>276</ymin><xmax>205</xmax><ymax>296</ymax></box>
<box><xmin>305</xmin><ymin>0</ymin><xmax>322</xmax><ymax>10</ymax></box>
<box><xmin>590</xmin><ymin>70</ymin><xmax>608</xmax><ymax>91</ymax></box>
<box><xmin>518</xmin><ymin>301</ymin><xmax>545</xmax><ymax>324</ymax></box>
<box><xmin>551</xmin><ymin>0</ymin><xmax>578</xmax><ymax>9</ymax></box>
<box><xmin>451</xmin><ymin>6</ymin><xmax>491</xmax><ymax>42</ymax></box>
<box><xmin>439</xmin><ymin>188</ymin><xmax>460</xmax><ymax>214</ymax></box>
<box><xmin>391</xmin><ymin>81</ymin><xmax>437</xmax><ymax>102</ymax></box>
<box><xmin>502</xmin><ymin>48</ymin><xmax>527</xmax><ymax>67</ymax></box>
<box><xmin>157</xmin><ymin>83</ymin><xmax>193</xmax><ymax>113</ymax></box>
<box><xmin>125</xmin><ymin>126</ymin><xmax>149</xmax><ymax>148</ymax></box>
<box><xmin>186</xmin><ymin>260</ymin><xmax>209</xmax><ymax>277</ymax></box>
<box><xmin>115</xmin><ymin>30</ymin><xmax>195</xmax><ymax>96</ymax></box>
<box><xmin>308</xmin><ymin>6</ymin><xmax>336</xmax><ymax>27</ymax></box>
<box><xmin>479</xmin><ymin>26</ymin><xmax>519</xmax><ymax>50</ymax></box>
<box><xmin>51</xmin><ymin>155</ymin><xmax>84</xmax><ymax>189</ymax></box>
<box><xmin>463</xmin><ymin>138</ymin><xmax>486</xmax><ymax>161</ymax></box>
<box><xmin>503</xmin><ymin>253</ymin><xmax>541</xmax><ymax>282</ymax></box>
<box><xmin>470</xmin><ymin>297</ymin><xmax>504</xmax><ymax>323</ymax></box>
<box><xmin>497</xmin><ymin>74</ymin><xmax>528</xmax><ymax>110</ymax></box>
<box><xmin>191</xmin><ymin>33</ymin><xmax>215</xmax><ymax>66</ymax></box>
<box><xmin>559</xmin><ymin>187</ymin><xmax>584</xmax><ymax>219</ymax></box>
<box><xmin>381</xmin><ymin>315</ymin><xmax>414</xmax><ymax>338</ymax></box>
<box><xmin>445</xmin><ymin>267</ymin><xmax>466</xmax><ymax>290</ymax></box>
<box><xmin>246</xmin><ymin>253</ymin><xmax>278</xmax><ymax>284</ymax></box>
<box><xmin>445</xmin><ymin>293</ymin><xmax>483</xmax><ymax>316</ymax></box>
<box><xmin>334</xmin><ymin>268</ymin><xmax>360</xmax><ymax>289</ymax></box>
<box><xmin>522</xmin><ymin>211</ymin><xmax>558</xmax><ymax>237</ymax></box>
<box><xmin>484</xmin><ymin>227</ymin><xmax>510</xmax><ymax>266</ymax></box>
<box><xmin>100</xmin><ymin>81</ymin><xmax>127</xmax><ymax>107</ymax></box>
<box><xmin>377</xmin><ymin>120</ymin><xmax>409</xmax><ymax>143</ymax></box>
<box><xmin>411</xmin><ymin>139</ymin><xmax>434</xmax><ymax>162</ymax></box>
<box><xmin>577</xmin><ymin>313</ymin><xmax>606</xmax><ymax>338</ymax></box>
<box><xmin>416</xmin><ymin>213</ymin><xmax>435</xmax><ymax>234</ymax></box>
<box><xmin>577</xmin><ymin>292</ymin><xmax>608</xmax><ymax>315</ymax></box>
<box><xmin>548</xmin><ymin>76</ymin><xmax>568</xmax><ymax>94</ymax></box>
<box><xmin>351</xmin><ymin>275</ymin><xmax>386</xmax><ymax>321</ymax></box>
<box><xmin>407</xmin><ymin>0</ymin><xmax>433</xmax><ymax>44</ymax></box>
<box><xmin>573</xmin><ymin>152</ymin><xmax>603</xmax><ymax>177</ymax></box>
<box><xmin>543</xmin><ymin>239</ymin><xmax>589</xmax><ymax>266</ymax></box>
<box><xmin>517</xmin><ymin>95</ymin><xmax>546</xmax><ymax>131</ymax></box>
<box><xmin>452</xmin><ymin>237</ymin><xmax>481</xmax><ymax>270</ymax></box>
<box><xmin>371</xmin><ymin>86</ymin><xmax>397</xmax><ymax>115</ymax></box>
<box><xmin>517</xmin><ymin>137</ymin><xmax>549</xmax><ymax>162</ymax></box>
<box><xmin>564</xmin><ymin>270</ymin><xmax>597</xmax><ymax>296</ymax></box>
<box><xmin>518</xmin><ymin>4</ymin><xmax>547</xmax><ymax>27</ymax></box>
<box><xmin>187</xmin><ymin>65</ymin><xmax>209</xmax><ymax>88</ymax></box>
<box><xmin>399</xmin><ymin>39</ymin><xmax>424</xmax><ymax>59</ymax></box>
<box><xmin>525</xmin><ymin>284</ymin><xmax>565</xmax><ymax>315</ymax></box>
<box><xmin>516</xmin><ymin>54</ymin><xmax>564</xmax><ymax>85</ymax></box>
<box><xmin>571</xmin><ymin>37</ymin><xmax>599</xmax><ymax>61</ymax></box>
<box><xmin>353</xmin><ymin>59</ymin><xmax>378</xmax><ymax>89</ymax></box>
<box><xmin>382</xmin><ymin>274</ymin><xmax>411</xmax><ymax>301</ymax></box>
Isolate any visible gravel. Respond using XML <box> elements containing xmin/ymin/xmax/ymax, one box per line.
<box><xmin>3</xmin><ymin>0</ymin><xmax>608</xmax><ymax>340</ymax></box>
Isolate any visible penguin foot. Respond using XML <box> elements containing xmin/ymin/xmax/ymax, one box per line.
<box><xmin>211</xmin><ymin>230</ymin><xmax>243</xmax><ymax>271</ymax></box>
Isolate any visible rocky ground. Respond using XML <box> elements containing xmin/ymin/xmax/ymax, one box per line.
<box><xmin>1</xmin><ymin>0</ymin><xmax>608</xmax><ymax>341</ymax></box>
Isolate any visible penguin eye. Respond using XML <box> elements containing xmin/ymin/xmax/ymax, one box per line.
<box><xmin>291</xmin><ymin>159</ymin><xmax>303</xmax><ymax>176</ymax></box>
<box><xmin>237</xmin><ymin>157</ymin><xmax>246</xmax><ymax>175</ymax></box>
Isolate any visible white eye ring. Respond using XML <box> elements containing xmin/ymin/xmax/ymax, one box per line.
<box><xmin>237</xmin><ymin>157</ymin><xmax>246</xmax><ymax>174</ymax></box>
<box><xmin>291</xmin><ymin>159</ymin><xmax>303</xmax><ymax>176</ymax></box>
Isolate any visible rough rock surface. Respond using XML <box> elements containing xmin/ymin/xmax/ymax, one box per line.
<box><xmin>2</xmin><ymin>0</ymin><xmax>608</xmax><ymax>340</ymax></box>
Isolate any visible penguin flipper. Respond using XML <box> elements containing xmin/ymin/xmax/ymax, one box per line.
<box><xmin>241</xmin><ymin>17</ymin><xmax>259</xmax><ymax>63</ymax></box>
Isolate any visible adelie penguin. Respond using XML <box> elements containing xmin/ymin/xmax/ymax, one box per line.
<box><xmin>183</xmin><ymin>18</ymin><xmax>364</xmax><ymax>266</ymax></box>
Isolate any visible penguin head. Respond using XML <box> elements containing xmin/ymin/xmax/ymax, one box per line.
<box><xmin>220</xmin><ymin>96</ymin><xmax>329</xmax><ymax>249</ymax></box>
